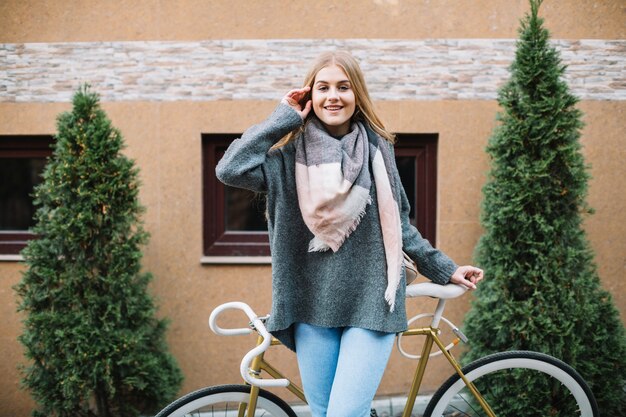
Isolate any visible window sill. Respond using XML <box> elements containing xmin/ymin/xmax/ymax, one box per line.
<box><xmin>0</xmin><ymin>254</ymin><xmax>23</xmax><ymax>262</ymax></box>
<box><xmin>3</xmin><ymin>255</ymin><xmax>273</xmax><ymax>264</ymax></box>
<box><xmin>200</xmin><ymin>256</ymin><xmax>272</xmax><ymax>265</ymax></box>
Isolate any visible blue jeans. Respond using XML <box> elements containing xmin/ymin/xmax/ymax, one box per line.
<box><xmin>294</xmin><ymin>323</ymin><xmax>396</xmax><ymax>417</ymax></box>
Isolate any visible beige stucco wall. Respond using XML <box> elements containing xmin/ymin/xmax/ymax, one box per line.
<box><xmin>1</xmin><ymin>0</ymin><xmax>624</xmax><ymax>41</ymax></box>
<box><xmin>1</xmin><ymin>1</ymin><xmax>624</xmax><ymax>415</ymax></box>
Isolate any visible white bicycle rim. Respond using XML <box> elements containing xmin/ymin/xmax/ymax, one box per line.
<box><xmin>166</xmin><ymin>390</ymin><xmax>292</xmax><ymax>417</ymax></box>
<box><xmin>429</xmin><ymin>357</ymin><xmax>594</xmax><ymax>417</ymax></box>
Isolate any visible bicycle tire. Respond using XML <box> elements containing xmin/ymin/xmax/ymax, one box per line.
<box><xmin>423</xmin><ymin>350</ymin><xmax>598</xmax><ymax>417</ymax></box>
<box><xmin>155</xmin><ymin>384</ymin><xmax>298</xmax><ymax>417</ymax></box>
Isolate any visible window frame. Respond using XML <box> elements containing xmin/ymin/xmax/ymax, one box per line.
<box><xmin>0</xmin><ymin>135</ymin><xmax>54</xmax><ymax>256</ymax></box>
<box><xmin>202</xmin><ymin>134</ymin><xmax>271</xmax><ymax>258</ymax></box>
<box><xmin>202</xmin><ymin>133</ymin><xmax>438</xmax><ymax>260</ymax></box>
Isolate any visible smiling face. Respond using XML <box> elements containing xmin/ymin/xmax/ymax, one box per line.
<box><xmin>311</xmin><ymin>65</ymin><xmax>356</xmax><ymax>137</ymax></box>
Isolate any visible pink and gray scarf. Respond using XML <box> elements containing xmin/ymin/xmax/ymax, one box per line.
<box><xmin>295</xmin><ymin>118</ymin><xmax>403</xmax><ymax>311</ymax></box>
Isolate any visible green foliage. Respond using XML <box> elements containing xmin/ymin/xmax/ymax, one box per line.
<box><xmin>15</xmin><ymin>85</ymin><xmax>183</xmax><ymax>417</ymax></box>
<box><xmin>463</xmin><ymin>1</ymin><xmax>626</xmax><ymax>416</ymax></box>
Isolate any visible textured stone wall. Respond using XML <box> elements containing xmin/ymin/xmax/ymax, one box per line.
<box><xmin>1</xmin><ymin>38</ymin><xmax>624</xmax><ymax>102</ymax></box>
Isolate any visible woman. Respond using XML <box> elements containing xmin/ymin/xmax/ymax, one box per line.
<box><xmin>216</xmin><ymin>51</ymin><xmax>483</xmax><ymax>417</ymax></box>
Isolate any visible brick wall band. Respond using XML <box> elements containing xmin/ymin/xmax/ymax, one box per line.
<box><xmin>1</xmin><ymin>39</ymin><xmax>624</xmax><ymax>102</ymax></box>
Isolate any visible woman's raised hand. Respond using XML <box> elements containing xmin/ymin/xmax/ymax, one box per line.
<box><xmin>281</xmin><ymin>87</ymin><xmax>312</xmax><ymax>120</ymax></box>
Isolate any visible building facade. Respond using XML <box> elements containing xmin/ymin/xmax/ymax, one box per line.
<box><xmin>1</xmin><ymin>1</ymin><xmax>624</xmax><ymax>414</ymax></box>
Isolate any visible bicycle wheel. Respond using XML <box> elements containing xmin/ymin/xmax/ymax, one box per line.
<box><xmin>424</xmin><ymin>350</ymin><xmax>598</xmax><ymax>417</ymax></box>
<box><xmin>155</xmin><ymin>384</ymin><xmax>298</xmax><ymax>417</ymax></box>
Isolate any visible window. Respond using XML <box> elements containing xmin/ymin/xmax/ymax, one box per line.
<box><xmin>0</xmin><ymin>135</ymin><xmax>54</xmax><ymax>255</ymax></box>
<box><xmin>202</xmin><ymin>134</ymin><xmax>270</xmax><ymax>257</ymax></box>
<box><xmin>395</xmin><ymin>134</ymin><xmax>438</xmax><ymax>244</ymax></box>
<box><xmin>202</xmin><ymin>133</ymin><xmax>437</xmax><ymax>259</ymax></box>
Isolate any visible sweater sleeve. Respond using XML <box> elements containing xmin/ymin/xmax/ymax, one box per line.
<box><xmin>215</xmin><ymin>104</ymin><xmax>303</xmax><ymax>192</ymax></box>
<box><xmin>390</xmin><ymin>144</ymin><xmax>458</xmax><ymax>285</ymax></box>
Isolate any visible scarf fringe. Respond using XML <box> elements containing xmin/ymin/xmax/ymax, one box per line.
<box><xmin>308</xmin><ymin>237</ymin><xmax>330</xmax><ymax>252</ymax></box>
<box><xmin>385</xmin><ymin>268</ymin><xmax>401</xmax><ymax>312</ymax></box>
<box><xmin>307</xmin><ymin>196</ymin><xmax>372</xmax><ymax>253</ymax></box>
<box><xmin>385</xmin><ymin>287</ymin><xmax>396</xmax><ymax>313</ymax></box>
<box><xmin>339</xmin><ymin>194</ymin><xmax>371</xmax><ymax>244</ymax></box>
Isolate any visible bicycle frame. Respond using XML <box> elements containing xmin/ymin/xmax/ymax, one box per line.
<box><xmin>400</xmin><ymin>326</ymin><xmax>496</xmax><ymax>417</ymax></box>
<box><xmin>241</xmin><ymin>318</ymin><xmax>497</xmax><ymax>417</ymax></box>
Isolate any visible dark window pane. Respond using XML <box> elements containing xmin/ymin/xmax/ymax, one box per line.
<box><xmin>0</xmin><ymin>157</ymin><xmax>47</xmax><ymax>230</ymax></box>
<box><xmin>394</xmin><ymin>134</ymin><xmax>438</xmax><ymax>244</ymax></box>
<box><xmin>224</xmin><ymin>186</ymin><xmax>267</xmax><ymax>231</ymax></box>
<box><xmin>396</xmin><ymin>156</ymin><xmax>416</xmax><ymax>224</ymax></box>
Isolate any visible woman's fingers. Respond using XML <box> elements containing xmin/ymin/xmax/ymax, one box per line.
<box><xmin>292</xmin><ymin>86</ymin><xmax>310</xmax><ymax>96</ymax></box>
<box><xmin>450</xmin><ymin>266</ymin><xmax>484</xmax><ymax>290</ymax></box>
<box><xmin>282</xmin><ymin>87</ymin><xmax>311</xmax><ymax>120</ymax></box>
<box><xmin>282</xmin><ymin>96</ymin><xmax>298</xmax><ymax>107</ymax></box>
<box><xmin>469</xmin><ymin>267</ymin><xmax>484</xmax><ymax>283</ymax></box>
<box><xmin>301</xmin><ymin>99</ymin><xmax>312</xmax><ymax>118</ymax></box>
<box><xmin>450</xmin><ymin>270</ymin><xmax>474</xmax><ymax>290</ymax></box>
<box><xmin>456</xmin><ymin>276</ymin><xmax>476</xmax><ymax>290</ymax></box>
<box><xmin>283</xmin><ymin>86</ymin><xmax>310</xmax><ymax>104</ymax></box>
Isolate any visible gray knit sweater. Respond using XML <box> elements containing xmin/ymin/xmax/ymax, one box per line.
<box><xmin>216</xmin><ymin>104</ymin><xmax>457</xmax><ymax>351</ymax></box>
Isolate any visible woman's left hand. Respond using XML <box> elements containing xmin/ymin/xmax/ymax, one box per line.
<box><xmin>450</xmin><ymin>266</ymin><xmax>484</xmax><ymax>290</ymax></box>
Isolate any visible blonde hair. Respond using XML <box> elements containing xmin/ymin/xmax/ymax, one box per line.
<box><xmin>274</xmin><ymin>51</ymin><xmax>395</xmax><ymax>147</ymax></box>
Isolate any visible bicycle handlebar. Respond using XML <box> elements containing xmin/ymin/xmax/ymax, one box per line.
<box><xmin>209</xmin><ymin>301</ymin><xmax>255</xmax><ymax>336</ymax></box>
<box><xmin>209</xmin><ymin>283</ymin><xmax>468</xmax><ymax>389</ymax></box>
<box><xmin>405</xmin><ymin>282</ymin><xmax>467</xmax><ymax>299</ymax></box>
<box><xmin>209</xmin><ymin>301</ymin><xmax>289</xmax><ymax>388</ymax></box>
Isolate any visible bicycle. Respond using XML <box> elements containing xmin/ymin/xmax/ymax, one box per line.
<box><xmin>156</xmin><ymin>282</ymin><xmax>598</xmax><ymax>417</ymax></box>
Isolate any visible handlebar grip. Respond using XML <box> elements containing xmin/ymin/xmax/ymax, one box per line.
<box><xmin>209</xmin><ymin>302</ymin><xmax>289</xmax><ymax>388</ymax></box>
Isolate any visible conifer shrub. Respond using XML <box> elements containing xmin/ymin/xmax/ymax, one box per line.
<box><xmin>16</xmin><ymin>85</ymin><xmax>183</xmax><ymax>417</ymax></box>
<box><xmin>463</xmin><ymin>2</ymin><xmax>626</xmax><ymax>416</ymax></box>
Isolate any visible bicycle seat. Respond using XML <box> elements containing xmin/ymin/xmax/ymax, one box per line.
<box><xmin>406</xmin><ymin>282</ymin><xmax>467</xmax><ymax>299</ymax></box>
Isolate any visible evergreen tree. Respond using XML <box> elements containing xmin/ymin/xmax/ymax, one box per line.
<box><xmin>15</xmin><ymin>85</ymin><xmax>183</xmax><ymax>417</ymax></box>
<box><xmin>463</xmin><ymin>1</ymin><xmax>626</xmax><ymax>416</ymax></box>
